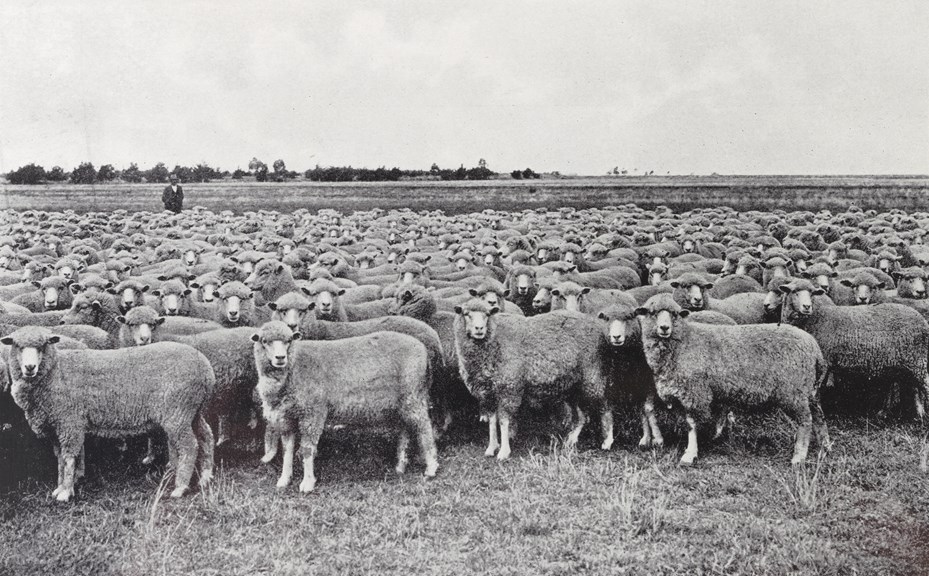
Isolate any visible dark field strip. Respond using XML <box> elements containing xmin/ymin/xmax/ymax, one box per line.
<box><xmin>2</xmin><ymin>175</ymin><xmax>929</xmax><ymax>215</ymax></box>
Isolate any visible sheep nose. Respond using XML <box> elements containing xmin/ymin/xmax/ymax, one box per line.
<box><xmin>23</xmin><ymin>365</ymin><xmax>36</xmax><ymax>374</ymax></box>
<box><xmin>517</xmin><ymin>287</ymin><xmax>528</xmax><ymax>295</ymax></box>
<box><xmin>610</xmin><ymin>336</ymin><xmax>625</xmax><ymax>346</ymax></box>
<box><xmin>287</xmin><ymin>324</ymin><xmax>298</xmax><ymax>331</ymax></box>
<box><xmin>856</xmin><ymin>297</ymin><xmax>869</xmax><ymax>304</ymax></box>
<box><xmin>801</xmin><ymin>304</ymin><xmax>812</xmax><ymax>314</ymax></box>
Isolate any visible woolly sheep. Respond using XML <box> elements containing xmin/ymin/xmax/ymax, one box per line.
<box><xmin>670</xmin><ymin>273</ymin><xmax>768</xmax><ymax>324</ymax></box>
<box><xmin>252</xmin><ymin>321</ymin><xmax>438</xmax><ymax>492</ymax></box>
<box><xmin>215</xmin><ymin>281</ymin><xmax>269</xmax><ymax>327</ymax></box>
<box><xmin>635</xmin><ymin>294</ymin><xmax>830</xmax><ymax>466</ymax></box>
<box><xmin>549</xmin><ymin>280</ymin><xmax>637</xmax><ymax>315</ymax></box>
<box><xmin>2</xmin><ymin>327</ymin><xmax>215</xmax><ymax>500</ymax></box>
<box><xmin>779</xmin><ymin>278</ymin><xmax>929</xmax><ymax>422</ymax></box>
<box><xmin>453</xmin><ymin>299</ymin><xmax>613</xmax><ymax>459</ymax></box>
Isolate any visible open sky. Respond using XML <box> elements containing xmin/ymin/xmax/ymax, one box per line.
<box><xmin>1</xmin><ymin>1</ymin><xmax>926</xmax><ymax>175</ymax></box>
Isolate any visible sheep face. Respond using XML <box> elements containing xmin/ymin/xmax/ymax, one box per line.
<box><xmin>532</xmin><ymin>283</ymin><xmax>553</xmax><ymax>312</ymax></box>
<box><xmin>648</xmin><ymin>264</ymin><xmax>667</xmax><ymax>286</ymax></box>
<box><xmin>61</xmin><ymin>295</ymin><xmax>104</xmax><ymax>325</ymax></box>
<box><xmin>635</xmin><ymin>299</ymin><xmax>689</xmax><ymax>340</ymax></box>
<box><xmin>682</xmin><ymin>238</ymin><xmax>695</xmax><ymax>253</ymax></box>
<box><xmin>896</xmin><ymin>269</ymin><xmax>927</xmax><ymax>299</ymax></box>
<box><xmin>222</xmin><ymin>293</ymin><xmax>246</xmax><ymax>323</ymax></box>
<box><xmin>269</xmin><ymin>300</ymin><xmax>311</xmax><ymax>332</ymax></box>
<box><xmin>192</xmin><ymin>282</ymin><xmax>217</xmax><ymax>303</ymax></box>
<box><xmin>244</xmin><ymin>261</ymin><xmax>283</xmax><ymax>292</ymax></box>
<box><xmin>671</xmin><ymin>278</ymin><xmax>713</xmax><ymax>310</ymax></box>
<box><xmin>1</xmin><ymin>328</ymin><xmax>60</xmax><ymax>380</ymax></box>
<box><xmin>183</xmin><ymin>249</ymin><xmax>199</xmax><ymax>267</ymax></box>
<box><xmin>253</xmin><ymin>323</ymin><xmax>300</xmax><ymax>368</ymax></box>
<box><xmin>598</xmin><ymin>308</ymin><xmax>638</xmax><ymax>347</ymax></box>
<box><xmin>454</xmin><ymin>303</ymin><xmax>499</xmax><ymax>340</ymax></box>
<box><xmin>839</xmin><ymin>276</ymin><xmax>885</xmax><ymax>305</ymax></box>
<box><xmin>514</xmin><ymin>271</ymin><xmax>534</xmax><ymax>296</ymax></box>
<box><xmin>151</xmin><ymin>286</ymin><xmax>190</xmax><ymax>316</ymax></box>
<box><xmin>551</xmin><ymin>283</ymin><xmax>590</xmax><ymax>313</ymax></box>
<box><xmin>117</xmin><ymin>312</ymin><xmax>165</xmax><ymax>346</ymax></box>
<box><xmin>778</xmin><ymin>281</ymin><xmax>825</xmax><ymax>320</ymax></box>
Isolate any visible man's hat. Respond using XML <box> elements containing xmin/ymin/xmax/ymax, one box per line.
<box><xmin>169</xmin><ymin>174</ymin><xmax>179</xmax><ymax>182</ymax></box>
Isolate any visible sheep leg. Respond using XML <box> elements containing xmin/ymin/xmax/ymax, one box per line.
<box><xmin>412</xmin><ymin>405</ymin><xmax>439</xmax><ymax>477</ymax></box>
<box><xmin>484</xmin><ymin>413</ymin><xmax>499</xmax><ymax>457</ymax></box>
<box><xmin>395</xmin><ymin>428</ymin><xmax>410</xmax><ymax>474</ymax></box>
<box><xmin>599</xmin><ymin>406</ymin><xmax>614</xmax><ymax>451</ymax></box>
<box><xmin>564</xmin><ymin>406</ymin><xmax>587</xmax><ymax>450</ymax></box>
<box><xmin>52</xmin><ymin>444</ymin><xmax>65</xmax><ymax>498</ymax></box>
<box><xmin>216</xmin><ymin>416</ymin><xmax>229</xmax><ymax>447</ymax></box>
<box><xmin>680</xmin><ymin>414</ymin><xmax>698</xmax><ymax>466</ymax></box>
<box><xmin>194</xmin><ymin>415</ymin><xmax>215</xmax><ymax>486</ymax></box>
<box><xmin>644</xmin><ymin>395</ymin><xmax>664</xmax><ymax>448</ymax></box>
<box><xmin>638</xmin><ymin>411</ymin><xmax>653</xmax><ymax>449</ymax></box>
<box><xmin>77</xmin><ymin>444</ymin><xmax>85</xmax><ymax>480</ymax></box>
<box><xmin>56</xmin><ymin>455</ymin><xmax>77</xmax><ymax>503</ymax></box>
<box><xmin>170</xmin><ymin>426</ymin><xmax>198</xmax><ymax>498</ymax></box>
<box><xmin>261</xmin><ymin>429</ymin><xmax>280</xmax><ymax>463</ymax></box>
<box><xmin>276</xmin><ymin>432</ymin><xmax>296</xmax><ymax>489</ymax></box>
<box><xmin>791</xmin><ymin>409</ymin><xmax>813</xmax><ymax>465</ymax></box>
<box><xmin>811</xmin><ymin>394</ymin><xmax>831</xmax><ymax>453</ymax></box>
<box><xmin>497</xmin><ymin>412</ymin><xmax>513</xmax><ymax>460</ymax></box>
<box><xmin>299</xmin><ymin>416</ymin><xmax>324</xmax><ymax>493</ymax></box>
<box><xmin>142</xmin><ymin>437</ymin><xmax>155</xmax><ymax>466</ymax></box>
<box><xmin>712</xmin><ymin>405</ymin><xmax>728</xmax><ymax>440</ymax></box>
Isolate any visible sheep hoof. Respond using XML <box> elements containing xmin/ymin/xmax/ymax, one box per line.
<box><xmin>170</xmin><ymin>486</ymin><xmax>188</xmax><ymax>498</ymax></box>
<box><xmin>216</xmin><ymin>436</ymin><xmax>228</xmax><ymax>447</ymax></box>
<box><xmin>51</xmin><ymin>486</ymin><xmax>63</xmax><ymax>498</ymax></box>
<box><xmin>424</xmin><ymin>462</ymin><xmax>439</xmax><ymax>478</ymax></box>
<box><xmin>199</xmin><ymin>470</ymin><xmax>213</xmax><ymax>486</ymax></box>
<box><xmin>679</xmin><ymin>455</ymin><xmax>696</xmax><ymax>467</ymax></box>
<box><xmin>247</xmin><ymin>418</ymin><xmax>259</xmax><ymax>430</ymax></box>
<box><xmin>395</xmin><ymin>462</ymin><xmax>408</xmax><ymax>475</ymax></box>
<box><xmin>637</xmin><ymin>437</ymin><xmax>651</xmax><ymax>449</ymax></box>
<box><xmin>496</xmin><ymin>448</ymin><xmax>511</xmax><ymax>461</ymax></box>
<box><xmin>791</xmin><ymin>457</ymin><xmax>806</xmax><ymax>467</ymax></box>
<box><xmin>600</xmin><ymin>439</ymin><xmax>614</xmax><ymax>451</ymax></box>
<box><xmin>484</xmin><ymin>446</ymin><xmax>498</xmax><ymax>457</ymax></box>
<box><xmin>299</xmin><ymin>479</ymin><xmax>316</xmax><ymax>493</ymax></box>
<box><xmin>479</xmin><ymin>415</ymin><xmax>489</xmax><ymax>423</ymax></box>
<box><xmin>142</xmin><ymin>455</ymin><xmax>155</xmax><ymax>466</ymax></box>
<box><xmin>55</xmin><ymin>488</ymin><xmax>73</xmax><ymax>502</ymax></box>
<box><xmin>276</xmin><ymin>477</ymin><xmax>291</xmax><ymax>489</ymax></box>
<box><xmin>260</xmin><ymin>452</ymin><xmax>277</xmax><ymax>464</ymax></box>
<box><xmin>652</xmin><ymin>438</ymin><xmax>665</xmax><ymax>449</ymax></box>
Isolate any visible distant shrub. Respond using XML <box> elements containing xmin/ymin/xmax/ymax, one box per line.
<box><xmin>46</xmin><ymin>166</ymin><xmax>67</xmax><ymax>182</ymax></box>
<box><xmin>70</xmin><ymin>162</ymin><xmax>97</xmax><ymax>184</ymax></box>
<box><xmin>7</xmin><ymin>163</ymin><xmax>46</xmax><ymax>185</ymax></box>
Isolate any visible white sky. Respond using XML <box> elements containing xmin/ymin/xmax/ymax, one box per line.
<box><xmin>1</xmin><ymin>1</ymin><xmax>926</xmax><ymax>175</ymax></box>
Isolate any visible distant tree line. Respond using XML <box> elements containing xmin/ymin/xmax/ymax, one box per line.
<box><xmin>4</xmin><ymin>157</ymin><xmax>544</xmax><ymax>184</ymax></box>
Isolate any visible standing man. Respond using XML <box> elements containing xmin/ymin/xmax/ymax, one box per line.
<box><xmin>162</xmin><ymin>174</ymin><xmax>184</xmax><ymax>213</ymax></box>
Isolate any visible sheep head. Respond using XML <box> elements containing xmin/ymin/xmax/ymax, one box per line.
<box><xmin>778</xmin><ymin>279</ymin><xmax>825</xmax><ymax>321</ymax></box>
<box><xmin>116</xmin><ymin>306</ymin><xmax>165</xmax><ymax>346</ymax></box>
<box><xmin>454</xmin><ymin>299</ymin><xmax>499</xmax><ymax>341</ymax></box>
<box><xmin>268</xmin><ymin>293</ymin><xmax>313</xmax><ymax>332</ymax></box>
<box><xmin>252</xmin><ymin>321</ymin><xmax>301</xmax><ymax>369</ymax></box>
<box><xmin>598</xmin><ymin>305</ymin><xmax>640</xmax><ymax>347</ymax></box>
<box><xmin>1</xmin><ymin>326</ymin><xmax>61</xmax><ymax>381</ymax></box>
<box><xmin>635</xmin><ymin>294</ymin><xmax>689</xmax><ymax>341</ymax></box>
<box><xmin>670</xmin><ymin>273</ymin><xmax>713</xmax><ymax>311</ymax></box>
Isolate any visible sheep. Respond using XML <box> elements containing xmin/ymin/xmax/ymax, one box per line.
<box><xmin>670</xmin><ymin>273</ymin><xmax>768</xmax><ymax>324</ymax></box>
<box><xmin>2</xmin><ymin>326</ymin><xmax>215</xmax><ymax>500</ymax></box>
<box><xmin>252</xmin><ymin>321</ymin><xmax>438</xmax><ymax>492</ymax></box>
<box><xmin>464</xmin><ymin>278</ymin><xmax>524</xmax><ymax>316</ymax></box>
<box><xmin>779</xmin><ymin>278</ymin><xmax>929</xmax><ymax>422</ymax></box>
<box><xmin>549</xmin><ymin>280</ymin><xmax>637</xmax><ymax>315</ymax></box>
<box><xmin>453</xmin><ymin>299</ymin><xmax>613</xmax><ymax>459</ymax></box>
<box><xmin>214</xmin><ymin>281</ymin><xmax>269</xmax><ymax>327</ymax></box>
<box><xmin>503</xmin><ymin>265</ymin><xmax>541</xmax><ymax>316</ymax></box>
<box><xmin>300</xmin><ymin>278</ymin><xmax>392</xmax><ymax>322</ymax></box>
<box><xmin>10</xmin><ymin>276</ymin><xmax>74</xmax><ymax>312</ymax></box>
<box><xmin>595</xmin><ymin>304</ymin><xmax>664</xmax><ymax>448</ymax></box>
<box><xmin>838</xmin><ymin>270</ymin><xmax>888</xmax><ymax>305</ymax></box>
<box><xmin>268</xmin><ymin>291</ymin><xmax>452</xmax><ymax>430</ymax></box>
<box><xmin>108</xmin><ymin>279</ymin><xmax>151</xmax><ymax>313</ymax></box>
<box><xmin>635</xmin><ymin>293</ymin><xmax>830</xmax><ymax>466</ymax></box>
<box><xmin>244</xmin><ymin>259</ymin><xmax>301</xmax><ymax>305</ymax></box>
<box><xmin>707</xmin><ymin>273</ymin><xmax>763</xmax><ymax>300</ymax></box>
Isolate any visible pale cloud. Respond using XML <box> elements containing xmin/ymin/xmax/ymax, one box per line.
<box><xmin>0</xmin><ymin>0</ymin><xmax>926</xmax><ymax>175</ymax></box>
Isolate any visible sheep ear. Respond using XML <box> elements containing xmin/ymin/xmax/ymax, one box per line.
<box><xmin>597</xmin><ymin>311</ymin><xmax>607</xmax><ymax>320</ymax></box>
<box><xmin>551</xmin><ymin>289</ymin><xmax>561</xmax><ymax>296</ymax></box>
<box><xmin>307</xmin><ymin>302</ymin><xmax>316</xmax><ymax>311</ymax></box>
<box><xmin>503</xmin><ymin>288</ymin><xmax>511</xmax><ymax>298</ymax></box>
<box><xmin>0</xmin><ymin>337</ymin><xmax>13</xmax><ymax>346</ymax></box>
<box><xmin>581</xmin><ymin>287</ymin><xmax>592</xmax><ymax>295</ymax></box>
<box><xmin>31</xmin><ymin>280</ymin><xmax>41</xmax><ymax>288</ymax></box>
<box><xmin>183</xmin><ymin>289</ymin><xmax>192</xmax><ymax>296</ymax></box>
<box><xmin>702</xmin><ymin>282</ymin><xmax>714</xmax><ymax>290</ymax></box>
<box><xmin>634</xmin><ymin>307</ymin><xmax>648</xmax><ymax>317</ymax></box>
<box><xmin>454</xmin><ymin>305</ymin><xmax>464</xmax><ymax>315</ymax></box>
<box><xmin>489</xmin><ymin>306</ymin><xmax>500</xmax><ymax>315</ymax></box>
<box><xmin>830</xmin><ymin>271</ymin><xmax>838</xmax><ymax>278</ymax></box>
<box><xmin>337</xmin><ymin>289</ymin><xmax>345</xmax><ymax>296</ymax></box>
<box><xmin>645</xmin><ymin>262</ymin><xmax>652</xmax><ymax>270</ymax></box>
<box><xmin>838</xmin><ymin>279</ymin><xmax>853</xmax><ymax>287</ymax></box>
<box><xmin>812</xmin><ymin>288</ymin><xmax>826</xmax><ymax>296</ymax></box>
<box><xmin>679</xmin><ymin>310</ymin><xmax>690</xmax><ymax>319</ymax></box>
<box><xmin>106</xmin><ymin>287</ymin><xmax>118</xmax><ymax>295</ymax></box>
<box><xmin>155</xmin><ymin>317</ymin><xmax>166</xmax><ymax>326</ymax></box>
<box><xmin>877</xmin><ymin>281</ymin><xmax>886</xmax><ymax>290</ymax></box>
<box><xmin>116</xmin><ymin>315</ymin><xmax>127</xmax><ymax>324</ymax></box>
<box><xmin>778</xmin><ymin>285</ymin><xmax>793</xmax><ymax>294</ymax></box>
<box><xmin>156</xmin><ymin>275</ymin><xmax>168</xmax><ymax>282</ymax></box>
<box><xmin>422</xmin><ymin>255</ymin><xmax>431</xmax><ymax>262</ymax></box>
<box><xmin>291</xmin><ymin>331</ymin><xmax>302</xmax><ymax>341</ymax></box>
<box><xmin>69</xmin><ymin>283</ymin><xmax>84</xmax><ymax>295</ymax></box>
<box><xmin>299</xmin><ymin>286</ymin><xmax>311</xmax><ymax>295</ymax></box>
<box><xmin>250</xmin><ymin>333</ymin><xmax>261</xmax><ymax>342</ymax></box>
<box><xmin>468</xmin><ymin>288</ymin><xmax>479</xmax><ymax>297</ymax></box>
<box><xmin>267</xmin><ymin>302</ymin><xmax>278</xmax><ymax>311</ymax></box>
<box><xmin>189</xmin><ymin>281</ymin><xmax>201</xmax><ymax>289</ymax></box>
<box><xmin>276</xmin><ymin>264</ymin><xmax>284</xmax><ymax>273</ymax></box>
<box><xmin>669</xmin><ymin>280</ymin><xmax>680</xmax><ymax>288</ymax></box>
<box><xmin>48</xmin><ymin>335</ymin><xmax>61</xmax><ymax>344</ymax></box>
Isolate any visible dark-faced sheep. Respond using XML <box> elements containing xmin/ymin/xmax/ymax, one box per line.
<box><xmin>453</xmin><ymin>300</ymin><xmax>613</xmax><ymax>459</ymax></box>
<box><xmin>2</xmin><ymin>327</ymin><xmax>215</xmax><ymax>500</ymax></box>
<box><xmin>252</xmin><ymin>322</ymin><xmax>438</xmax><ymax>492</ymax></box>
<box><xmin>636</xmin><ymin>294</ymin><xmax>830</xmax><ymax>466</ymax></box>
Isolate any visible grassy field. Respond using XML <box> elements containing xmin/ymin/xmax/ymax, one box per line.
<box><xmin>2</xmin><ymin>175</ymin><xmax>929</xmax><ymax>215</ymax></box>
<box><xmin>2</xmin><ymin>410</ymin><xmax>928</xmax><ymax>576</ymax></box>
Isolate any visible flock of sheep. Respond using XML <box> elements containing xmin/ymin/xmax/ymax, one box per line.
<box><xmin>1</xmin><ymin>202</ymin><xmax>928</xmax><ymax>502</ymax></box>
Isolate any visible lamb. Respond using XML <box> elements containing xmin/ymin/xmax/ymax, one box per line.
<box><xmin>453</xmin><ymin>299</ymin><xmax>613</xmax><ymax>459</ymax></box>
<box><xmin>779</xmin><ymin>278</ymin><xmax>929</xmax><ymax>422</ymax></box>
<box><xmin>635</xmin><ymin>293</ymin><xmax>830</xmax><ymax>466</ymax></box>
<box><xmin>252</xmin><ymin>321</ymin><xmax>438</xmax><ymax>492</ymax></box>
<box><xmin>2</xmin><ymin>326</ymin><xmax>215</xmax><ymax>500</ymax></box>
